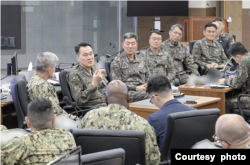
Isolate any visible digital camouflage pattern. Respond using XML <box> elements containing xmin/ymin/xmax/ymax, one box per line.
<box><xmin>27</xmin><ymin>74</ymin><xmax>68</xmax><ymax>116</ymax></box>
<box><xmin>110</xmin><ymin>52</ymin><xmax>150</xmax><ymax>102</ymax></box>
<box><xmin>140</xmin><ymin>47</ymin><xmax>175</xmax><ymax>82</ymax></box>
<box><xmin>162</xmin><ymin>39</ymin><xmax>199</xmax><ymax>84</ymax></box>
<box><xmin>0</xmin><ymin>125</ymin><xmax>8</xmax><ymax>132</ymax></box>
<box><xmin>225</xmin><ymin>54</ymin><xmax>250</xmax><ymax>113</ymax></box>
<box><xmin>192</xmin><ymin>38</ymin><xmax>228</xmax><ymax>69</ymax></box>
<box><xmin>67</xmin><ymin>64</ymin><xmax>108</xmax><ymax>108</ymax></box>
<box><xmin>1</xmin><ymin>128</ymin><xmax>76</xmax><ymax>165</ymax></box>
<box><xmin>77</xmin><ymin>104</ymin><xmax>161</xmax><ymax>165</ymax></box>
<box><xmin>220</xmin><ymin>32</ymin><xmax>235</xmax><ymax>46</ymax></box>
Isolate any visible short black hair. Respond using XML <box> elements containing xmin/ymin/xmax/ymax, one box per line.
<box><xmin>75</xmin><ymin>42</ymin><xmax>92</xmax><ymax>55</ymax></box>
<box><xmin>228</xmin><ymin>42</ymin><xmax>248</xmax><ymax>57</ymax></box>
<box><xmin>146</xmin><ymin>75</ymin><xmax>172</xmax><ymax>94</ymax></box>
<box><xmin>27</xmin><ymin>98</ymin><xmax>54</xmax><ymax>130</ymax></box>
<box><xmin>213</xmin><ymin>17</ymin><xmax>224</xmax><ymax>24</ymax></box>
<box><xmin>149</xmin><ymin>29</ymin><xmax>162</xmax><ymax>38</ymax></box>
<box><xmin>204</xmin><ymin>22</ymin><xmax>217</xmax><ymax>31</ymax></box>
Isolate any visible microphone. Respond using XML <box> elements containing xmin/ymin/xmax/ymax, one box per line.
<box><xmin>105</xmin><ymin>42</ymin><xmax>117</xmax><ymax>55</ymax></box>
<box><xmin>207</xmin><ymin>3</ymin><xmax>216</xmax><ymax>15</ymax></box>
<box><xmin>1</xmin><ymin>69</ymin><xmax>21</xmax><ymax>80</ymax></box>
<box><xmin>96</xmin><ymin>43</ymin><xmax>112</xmax><ymax>55</ymax></box>
<box><xmin>57</xmin><ymin>63</ymin><xmax>77</xmax><ymax>72</ymax></box>
<box><xmin>221</xmin><ymin>57</ymin><xmax>233</xmax><ymax>78</ymax></box>
<box><xmin>71</xmin><ymin>102</ymin><xmax>79</xmax><ymax>118</ymax></box>
<box><xmin>63</xmin><ymin>96</ymin><xmax>71</xmax><ymax>105</ymax></box>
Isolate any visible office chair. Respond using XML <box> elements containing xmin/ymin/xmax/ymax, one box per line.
<box><xmin>231</xmin><ymin>94</ymin><xmax>250</xmax><ymax>123</ymax></box>
<box><xmin>105</xmin><ymin>61</ymin><xmax>112</xmax><ymax>82</ymax></box>
<box><xmin>10</xmin><ymin>74</ymin><xmax>29</xmax><ymax>129</ymax></box>
<box><xmin>160</xmin><ymin>109</ymin><xmax>220</xmax><ymax>165</ymax></box>
<box><xmin>81</xmin><ymin>148</ymin><xmax>125</xmax><ymax>165</ymax></box>
<box><xmin>59</xmin><ymin>69</ymin><xmax>94</xmax><ymax>116</ymax></box>
<box><xmin>189</xmin><ymin>40</ymin><xmax>206</xmax><ymax>76</ymax></box>
<box><xmin>72</xmin><ymin>129</ymin><xmax>146</xmax><ymax>165</ymax></box>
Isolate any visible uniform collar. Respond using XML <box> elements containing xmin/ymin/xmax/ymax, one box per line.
<box><xmin>147</xmin><ymin>47</ymin><xmax>164</xmax><ymax>56</ymax></box>
<box><xmin>220</xmin><ymin>32</ymin><xmax>226</xmax><ymax>37</ymax></box>
<box><xmin>203</xmin><ymin>38</ymin><xmax>216</xmax><ymax>47</ymax></box>
<box><xmin>166</xmin><ymin>39</ymin><xmax>181</xmax><ymax>47</ymax></box>
<box><xmin>76</xmin><ymin>64</ymin><xmax>95</xmax><ymax>76</ymax></box>
<box><xmin>107</xmin><ymin>104</ymin><xmax>128</xmax><ymax>113</ymax></box>
<box><xmin>121</xmin><ymin>51</ymin><xmax>140</xmax><ymax>63</ymax></box>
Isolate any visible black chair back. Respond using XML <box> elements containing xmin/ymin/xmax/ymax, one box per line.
<box><xmin>189</xmin><ymin>40</ymin><xmax>198</xmax><ymax>54</ymax></box>
<box><xmin>232</xmin><ymin>34</ymin><xmax>236</xmax><ymax>41</ymax></box>
<box><xmin>105</xmin><ymin>61</ymin><xmax>112</xmax><ymax>81</ymax></box>
<box><xmin>160</xmin><ymin>109</ymin><xmax>220</xmax><ymax>162</ymax></box>
<box><xmin>59</xmin><ymin>69</ymin><xmax>74</xmax><ymax>102</ymax></box>
<box><xmin>10</xmin><ymin>74</ymin><xmax>29</xmax><ymax>129</ymax></box>
<box><xmin>73</xmin><ymin>129</ymin><xmax>145</xmax><ymax>165</ymax></box>
<box><xmin>81</xmin><ymin>148</ymin><xmax>125</xmax><ymax>165</ymax></box>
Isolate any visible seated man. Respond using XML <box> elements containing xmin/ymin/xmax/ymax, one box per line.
<box><xmin>215</xmin><ymin>114</ymin><xmax>250</xmax><ymax>149</ymax></box>
<box><xmin>0</xmin><ymin>125</ymin><xmax>7</xmax><ymax>132</ymax></box>
<box><xmin>146</xmin><ymin>75</ymin><xmax>196</xmax><ymax>149</ymax></box>
<box><xmin>214</xmin><ymin>17</ymin><xmax>235</xmax><ymax>46</ymax></box>
<box><xmin>67</xmin><ymin>42</ymin><xmax>108</xmax><ymax>108</ymax></box>
<box><xmin>27</xmin><ymin>52</ymin><xmax>71</xmax><ymax>117</ymax></box>
<box><xmin>161</xmin><ymin>24</ymin><xmax>199</xmax><ymax>84</ymax></box>
<box><xmin>218</xmin><ymin>42</ymin><xmax>250</xmax><ymax>113</ymax></box>
<box><xmin>111</xmin><ymin>32</ymin><xmax>150</xmax><ymax>102</ymax></box>
<box><xmin>1</xmin><ymin>98</ymin><xmax>76</xmax><ymax>164</ymax></box>
<box><xmin>140</xmin><ymin>29</ymin><xmax>175</xmax><ymax>82</ymax></box>
<box><xmin>77</xmin><ymin>80</ymin><xmax>160</xmax><ymax>165</ymax></box>
<box><xmin>192</xmin><ymin>23</ymin><xmax>229</xmax><ymax>72</ymax></box>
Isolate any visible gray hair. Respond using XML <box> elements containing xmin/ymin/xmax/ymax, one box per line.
<box><xmin>214</xmin><ymin>17</ymin><xmax>224</xmax><ymax>24</ymax></box>
<box><xmin>170</xmin><ymin>24</ymin><xmax>184</xmax><ymax>33</ymax></box>
<box><xmin>36</xmin><ymin>52</ymin><xmax>58</xmax><ymax>73</ymax></box>
<box><xmin>123</xmin><ymin>32</ymin><xmax>138</xmax><ymax>43</ymax></box>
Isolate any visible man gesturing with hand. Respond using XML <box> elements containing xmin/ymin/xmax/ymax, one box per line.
<box><xmin>67</xmin><ymin>42</ymin><xmax>108</xmax><ymax>108</ymax></box>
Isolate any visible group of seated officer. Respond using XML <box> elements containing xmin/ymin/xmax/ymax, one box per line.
<box><xmin>1</xmin><ymin>17</ymin><xmax>250</xmax><ymax>163</ymax></box>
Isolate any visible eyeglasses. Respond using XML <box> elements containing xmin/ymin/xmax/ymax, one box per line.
<box><xmin>212</xmin><ymin>134</ymin><xmax>231</xmax><ymax>146</ymax></box>
<box><xmin>149</xmin><ymin>95</ymin><xmax>158</xmax><ymax>104</ymax></box>
<box><xmin>173</xmin><ymin>31</ymin><xmax>182</xmax><ymax>37</ymax></box>
<box><xmin>150</xmin><ymin>37</ymin><xmax>162</xmax><ymax>41</ymax></box>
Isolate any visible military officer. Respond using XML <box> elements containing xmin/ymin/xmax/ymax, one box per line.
<box><xmin>77</xmin><ymin>80</ymin><xmax>160</xmax><ymax>165</ymax></box>
<box><xmin>67</xmin><ymin>42</ymin><xmax>108</xmax><ymax>108</ymax></box>
<box><xmin>218</xmin><ymin>42</ymin><xmax>250</xmax><ymax>113</ymax></box>
<box><xmin>110</xmin><ymin>32</ymin><xmax>150</xmax><ymax>102</ymax></box>
<box><xmin>1</xmin><ymin>98</ymin><xmax>76</xmax><ymax>164</ymax></box>
<box><xmin>140</xmin><ymin>30</ymin><xmax>175</xmax><ymax>83</ymax></box>
<box><xmin>162</xmin><ymin>24</ymin><xmax>199</xmax><ymax>84</ymax></box>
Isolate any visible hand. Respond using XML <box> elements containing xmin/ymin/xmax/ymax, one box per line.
<box><xmin>218</xmin><ymin>79</ymin><xmax>225</xmax><ymax>84</ymax></box>
<box><xmin>92</xmin><ymin>70</ymin><xmax>103</xmax><ymax>87</ymax></box>
<box><xmin>206</xmin><ymin>64</ymin><xmax>212</xmax><ymax>68</ymax></box>
<box><xmin>229</xmin><ymin>75</ymin><xmax>235</xmax><ymax>80</ymax></box>
<box><xmin>211</xmin><ymin>63</ymin><xmax>218</xmax><ymax>68</ymax></box>
<box><xmin>70</xmin><ymin>115</ymin><xmax>78</xmax><ymax>120</ymax></box>
<box><xmin>136</xmin><ymin>84</ymin><xmax>146</xmax><ymax>91</ymax></box>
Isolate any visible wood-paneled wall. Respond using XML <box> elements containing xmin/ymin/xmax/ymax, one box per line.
<box><xmin>242</xmin><ymin>9</ymin><xmax>250</xmax><ymax>51</ymax></box>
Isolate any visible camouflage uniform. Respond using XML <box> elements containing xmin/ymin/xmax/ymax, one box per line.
<box><xmin>192</xmin><ymin>38</ymin><xmax>229</xmax><ymax>71</ymax></box>
<box><xmin>111</xmin><ymin>52</ymin><xmax>150</xmax><ymax>102</ymax></box>
<box><xmin>220</xmin><ymin>32</ymin><xmax>235</xmax><ymax>46</ymax></box>
<box><xmin>243</xmin><ymin>141</ymin><xmax>250</xmax><ymax>149</ymax></box>
<box><xmin>27</xmin><ymin>74</ymin><xmax>68</xmax><ymax>116</ymax></box>
<box><xmin>1</xmin><ymin>128</ymin><xmax>76</xmax><ymax>165</ymax></box>
<box><xmin>140</xmin><ymin>47</ymin><xmax>175</xmax><ymax>82</ymax></box>
<box><xmin>67</xmin><ymin>64</ymin><xmax>108</xmax><ymax>108</ymax></box>
<box><xmin>0</xmin><ymin>125</ymin><xmax>8</xmax><ymax>132</ymax></box>
<box><xmin>225</xmin><ymin>54</ymin><xmax>250</xmax><ymax>113</ymax></box>
<box><xmin>77</xmin><ymin>104</ymin><xmax>161</xmax><ymax>165</ymax></box>
<box><xmin>162</xmin><ymin>39</ymin><xmax>199</xmax><ymax>84</ymax></box>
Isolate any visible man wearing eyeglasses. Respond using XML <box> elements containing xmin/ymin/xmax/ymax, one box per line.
<box><xmin>146</xmin><ymin>75</ymin><xmax>196</xmax><ymax>149</ymax></box>
<box><xmin>215</xmin><ymin>114</ymin><xmax>250</xmax><ymax>149</ymax></box>
<box><xmin>140</xmin><ymin>30</ymin><xmax>175</xmax><ymax>83</ymax></box>
<box><xmin>161</xmin><ymin>24</ymin><xmax>199</xmax><ymax>85</ymax></box>
<box><xmin>192</xmin><ymin>23</ymin><xmax>229</xmax><ymax>72</ymax></box>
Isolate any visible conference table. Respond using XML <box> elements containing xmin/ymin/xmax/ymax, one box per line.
<box><xmin>1</xmin><ymin>83</ymin><xmax>62</xmax><ymax>125</ymax></box>
<box><xmin>129</xmin><ymin>95</ymin><xmax>221</xmax><ymax>119</ymax></box>
<box><xmin>178</xmin><ymin>84</ymin><xmax>246</xmax><ymax>115</ymax></box>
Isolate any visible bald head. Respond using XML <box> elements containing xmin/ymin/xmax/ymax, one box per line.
<box><xmin>105</xmin><ymin>80</ymin><xmax>129</xmax><ymax>108</ymax></box>
<box><xmin>215</xmin><ymin>114</ymin><xmax>250</xmax><ymax>148</ymax></box>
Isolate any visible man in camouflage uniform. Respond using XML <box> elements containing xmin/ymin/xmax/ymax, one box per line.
<box><xmin>140</xmin><ymin>30</ymin><xmax>175</xmax><ymax>83</ymax></box>
<box><xmin>215</xmin><ymin>114</ymin><xmax>250</xmax><ymax>149</ymax></box>
<box><xmin>78</xmin><ymin>80</ymin><xmax>160</xmax><ymax>165</ymax></box>
<box><xmin>214</xmin><ymin>17</ymin><xmax>235</xmax><ymax>46</ymax></box>
<box><xmin>162</xmin><ymin>24</ymin><xmax>199</xmax><ymax>84</ymax></box>
<box><xmin>111</xmin><ymin>32</ymin><xmax>150</xmax><ymax>102</ymax></box>
<box><xmin>0</xmin><ymin>125</ymin><xmax>7</xmax><ymax>132</ymax></box>
<box><xmin>218</xmin><ymin>42</ymin><xmax>250</xmax><ymax>113</ymax></box>
<box><xmin>1</xmin><ymin>98</ymin><xmax>76</xmax><ymax>164</ymax></box>
<box><xmin>27</xmin><ymin>52</ymin><xmax>71</xmax><ymax>117</ymax></box>
<box><xmin>67</xmin><ymin>42</ymin><xmax>108</xmax><ymax>108</ymax></box>
<box><xmin>192</xmin><ymin>23</ymin><xmax>229</xmax><ymax>72</ymax></box>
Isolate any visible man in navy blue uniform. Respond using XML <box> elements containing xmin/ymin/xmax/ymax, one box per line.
<box><xmin>146</xmin><ymin>75</ymin><xmax>196</xmax><ymax>149</ymax></box>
